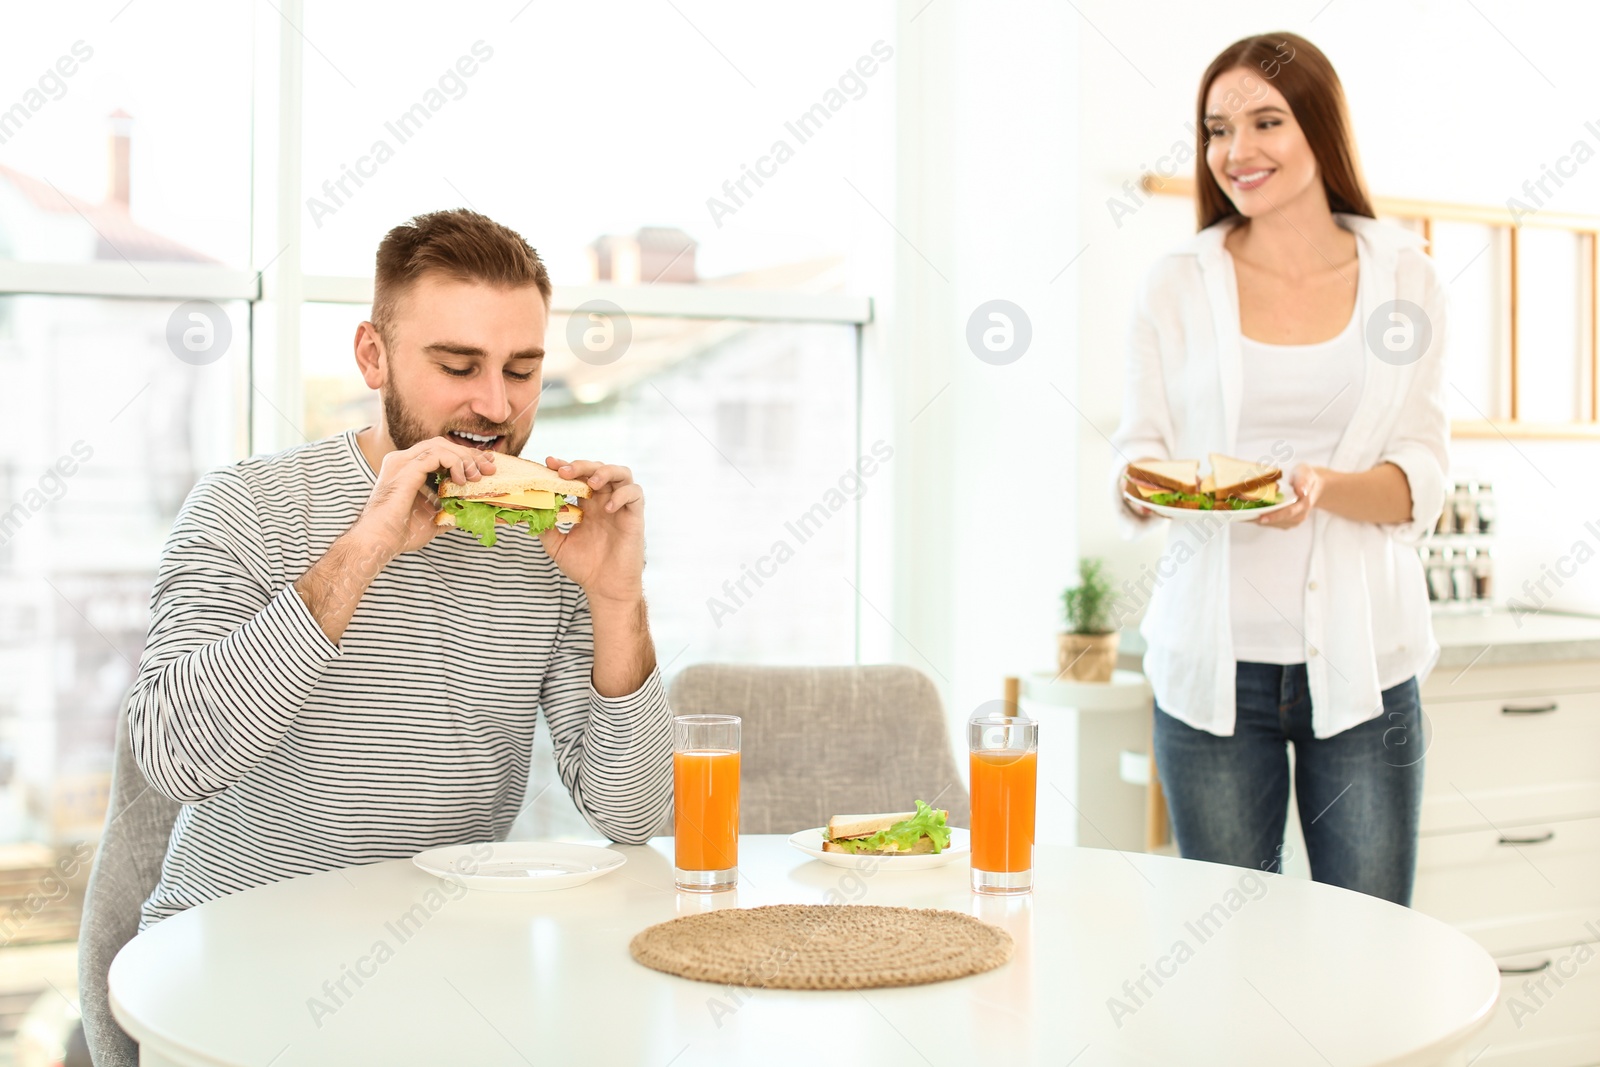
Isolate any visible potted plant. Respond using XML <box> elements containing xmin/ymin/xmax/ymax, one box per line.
<box><xmin>1060</xmin><ymin>558</ymin><xmax>1119</xmax><ymax>683</ymax></box>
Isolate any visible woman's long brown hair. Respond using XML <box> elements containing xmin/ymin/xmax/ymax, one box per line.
<box><xmin>1194</xmin><ymin>32</ymin><xmax>1375</xmax><ymax>231</ymax></box>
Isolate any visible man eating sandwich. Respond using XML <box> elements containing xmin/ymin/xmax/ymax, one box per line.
<box><xmin>126</xmin><ymin>209</ymin><xmax>671</xmax><ymax>930</ymax></box>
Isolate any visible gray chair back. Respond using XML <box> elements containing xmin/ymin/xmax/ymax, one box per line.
<box><xmin>78</xmin><ymin>688</ymin><xmax>180</xmax><ymax>1067</ymax></box>
<box><xmin>667</xmin><ymin>664</ymin><xmax>970</xmax><ymax>833</ymax></box>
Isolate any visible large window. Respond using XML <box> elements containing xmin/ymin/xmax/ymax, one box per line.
<box><xmin>0</xmin><ymin>2</ymin><xmax>885</xmax><ymax>1051</ymax></box>
<box><xmin>0</xmin><ymin>294</ymin><xmax>246</xmax><ymax>841</ymax></box>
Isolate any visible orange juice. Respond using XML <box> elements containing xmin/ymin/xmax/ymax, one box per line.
<box><xmin>674</xmin><ymin>749</ymin><xmax>740</xmax><ymax>871</ymax></box>
<box><xmin>970</xmin><ymin>749</ymin><xmax>1037</xmax><ymax>873</ymax></box>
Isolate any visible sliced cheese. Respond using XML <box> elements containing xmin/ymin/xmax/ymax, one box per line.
<box><xmin>1236</xmin><ymin>484</ymin><xmax>1280</xmax><ymax>502</ymax></box>
<box><xmin>467</xmin><ymin>488</ymin><xmax>559</xmax><ymax>509</ymax></box>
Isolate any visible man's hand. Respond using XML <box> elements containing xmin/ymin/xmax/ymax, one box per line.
<box><xmin>538</xmin><ymin>457</ymin><xmax>645</xmax><ymax>606</ymax></box>
<box><xmin>295</xmin><ymin>437</ymin><xmax>495</xmax><ymax>645</ymax></box>
<box><xmin>353</xmin><ymin>436</ymin><xmax>497</xmax><ymax>562</ymax></box>
<box><xmin>539</xmin><ymin>456</ymin><xmax>654</xmax><ymax>697</ymax></box>
<box><xmin>1253</xmin><ymin>464</ymin><xmax>1324</xmax><ymax>529</ymax></box>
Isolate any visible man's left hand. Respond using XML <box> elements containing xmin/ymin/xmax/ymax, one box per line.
<box><xmin>538</xmin><ymin>456</ymin><xmax>646</xmax><ymax>605</ymax></box>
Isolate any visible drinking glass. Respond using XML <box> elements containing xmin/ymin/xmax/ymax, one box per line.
<box><xmin>673</xmin><ymin>714</ymin><xmax>740</xmax><ymax>892</ymax></box>
<box><xmin>969</xmin><ymin>713</ymin><xmax>1038</xmax><ymax>894</ymax></box>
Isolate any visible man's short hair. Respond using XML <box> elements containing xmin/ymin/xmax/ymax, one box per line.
<box><xmin>371</xmin><ymin>209</ymin><xmax>552</xmax><ymax>338</ymax></box>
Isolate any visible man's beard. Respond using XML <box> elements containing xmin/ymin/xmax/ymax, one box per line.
<box><xmin>380</xmin><ymin>382</ymin><xmax>525</xmax><ymax>454</ymax></box>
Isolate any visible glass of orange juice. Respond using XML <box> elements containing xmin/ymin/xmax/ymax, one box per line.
<box><xmin>673</xmin><ymin>714</ymin><xmax>741</xmax><ymax>892</ymax></box>
<box><xmin>968</xmin><ymin>713</ymin><xmax>1038</xmax><ymax>895</ymax></box>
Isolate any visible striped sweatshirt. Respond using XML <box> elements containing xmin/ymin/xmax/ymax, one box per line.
<box><xmin>130</xmin><ymin>430</ymin><xmax>673</xmax><ymax>929</ymax></box>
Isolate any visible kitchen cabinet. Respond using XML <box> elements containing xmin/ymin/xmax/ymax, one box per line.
<box><xmin>1413</xmin><ymin>612</ymin><xmax>1600</xmax><ymax>1066</ymax></box>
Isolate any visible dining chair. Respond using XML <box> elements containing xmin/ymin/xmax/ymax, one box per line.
<box><xmin>665</xmin><ymin>664</ymin><xmax>971</xmax><ymax>833</ymax></box>
<box><xmin>78</xmin><ymin>687</ymin><xmax>181</xmax><ymax>1067</ymax></box>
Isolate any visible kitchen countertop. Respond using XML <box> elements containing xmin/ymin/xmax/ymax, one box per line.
<box><xmin>1116</xmin><ymin>611</ymin><xmax>1600</xmax><ymax>670</ymax></box>
<box><xmin>1428</xmin><ymin>609</ymin><xmax>1600</xmax><ymax>668</ymax></box>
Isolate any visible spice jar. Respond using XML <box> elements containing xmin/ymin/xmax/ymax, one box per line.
<box><xmin>1473</xmin><ymin>547</ymin><xmax>1494</xmax><ymax>601</ymax></box>
<box><xmin>1428</xmin><ymin>547</ymin><xmax>1455</xmax><ymax>601</ymax></box>
<box><xmin>1476</xmin><ymin>481</ymin><xmax>1496</xmax><ymax>535</ymax></box>
<box><xmin>1452</xmin><ymin>481</ymin><xmax>1477</xmax><ymax>535</ymax></box>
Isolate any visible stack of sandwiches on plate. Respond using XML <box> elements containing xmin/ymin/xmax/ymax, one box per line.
<box><xmin>1124</xmin><ymin>453</ymin><xmax>1283</xmax><ymax>511</ymax></box>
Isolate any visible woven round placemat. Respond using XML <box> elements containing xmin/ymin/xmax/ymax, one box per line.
<box><xmin>628</xmin><ymin>904</ymin><xmax>1013</xmax><ymax>990</ymax></box>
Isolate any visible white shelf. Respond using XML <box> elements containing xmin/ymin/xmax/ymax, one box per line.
<box><xmin>1021</xmin><ymin>669</ymin><xmax>1151</xmax><ymax>712</ymax></box>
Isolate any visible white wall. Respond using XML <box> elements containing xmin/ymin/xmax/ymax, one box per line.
<box><xmin>1070</xmin><ymin>2</ymin><xmax>1600</xmax><ymax>619</ymax></box>
<box><xmin>884</xmin><ymin>0</ymin><xmax>1080</xmax><ymax>754</ymax></box>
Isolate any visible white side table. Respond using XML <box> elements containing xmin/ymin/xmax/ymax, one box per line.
<box><xmin>1021</xmin><ymin>669</ymin><xmax>1156</xmax><ymax>852</ymax></box>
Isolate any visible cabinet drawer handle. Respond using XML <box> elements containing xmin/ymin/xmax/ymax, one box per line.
<box><xmin>1497</xmin><ymin>830</ymin><xmax>1555</xmax><ymax>846</ymax></box>
<box><xmin>1501</xmin><ymin>702</ymin><xmax>1558</xmax><ymax>715</ymax></box>
<box><xmin>1498</xmin><ymin>959</ymin><xmax>1552</xmax><ymax>975</ymax></box>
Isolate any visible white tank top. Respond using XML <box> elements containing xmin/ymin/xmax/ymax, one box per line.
<box><xmin>1230</xmin><ymin>306</ymin><xmax>1365</xmax><ymax>664</ymax></box>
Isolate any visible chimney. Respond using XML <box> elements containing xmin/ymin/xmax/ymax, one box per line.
<box><xmin>108</xmin><ymin>109</ymin><xmax>133</xmax><ymax>211</ymax></box>
<box><xmin>589</xmin><ymin>228</ymin><xmax>697</xmax><ymax>284</ymax></box>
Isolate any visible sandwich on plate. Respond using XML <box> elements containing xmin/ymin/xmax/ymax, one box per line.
<box><xmin>434</xmin><ymin>452</ymin><xmax>588</xmax><ymax>547</ymax></box>
<box><xmin>822</xmin><ymin>800</ymin><xmax>952</xmax><ymax>855</ymax></box>
<box><xmin>1124</xmin><ymin>453</ymin><xmax>1282</xmax><ymax>511</ymax></box>
<box><xmin>1200</xmin><ymin>452</ymin><xmax>1283</xmax><ymax>509</ymax></box>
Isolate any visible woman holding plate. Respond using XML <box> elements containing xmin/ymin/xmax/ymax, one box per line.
<box><xmin>1110</xmin><ymin>32</ymin><xmax>1448</xmax><ymax>905</ymax></box>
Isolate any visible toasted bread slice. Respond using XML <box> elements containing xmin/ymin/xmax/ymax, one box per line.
<box><xmin>1203</xmin><ymin>476</ymin><xmax>1280</xmax><ymax>508</ymax></box>
<box><xmin>437</xmin><ymin>453</ymin><xmax>592</xmax><ymax>501</ymax></box>
<box><xmin>1125</xmin><ymin>459</ymin><xmax>1200</xmax><ymax>494</ymax></box>
<box><xmin>823</xmin><ymin>809</ymin><xmax>948</xmax><ymax>854</ymax></box>
<box><xmin>1199</xmin><ymin>474</ymin><xmax>1279</xmax><ymax>502</ymax></box>
<box><xmin>826</xmin><ymin>811</ymin><xmax>919</xmax><ymax>840</ymax></box>
<box><xmin>435</xmin><ymin>504</ymin><xmax>583</xmax><ymax>529</ymax></box>
<box><xmin>1208</xmin><ymin>453</ymin><xmax>1281</xmax><ymax>498</ymax></box>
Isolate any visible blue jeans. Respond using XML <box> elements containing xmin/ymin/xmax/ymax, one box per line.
<box><xmin>1153</xmin><ymin>662</ymin><xmax>1425</xmax><ymax>906</ymax></box>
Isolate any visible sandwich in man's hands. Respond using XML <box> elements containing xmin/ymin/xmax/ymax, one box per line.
<box><xmin>822</xmin><ymin>799</ymin><xmax>952</xmax><ymax>855</ymax></box>
<box><xmin>1124</xmin><ymin>453</ymin><xmax>1282</xmax><ymax>511</ymax></box>
<box><xmin>433</xmin><ymin>452</ymin><xmax>588</xmax><ymax>547</ymax></box>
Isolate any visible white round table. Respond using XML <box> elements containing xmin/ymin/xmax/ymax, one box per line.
<box><xmin>110</xmin><ymin>836</ymin><xmax>1499</xmax><ymax>1067</ymax></box>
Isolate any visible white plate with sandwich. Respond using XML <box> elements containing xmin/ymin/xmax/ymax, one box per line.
<box><xmin>411</xmin><ymin>841</ymin><xmax>626</xmax><ymax>892</ymax></box>
<box><xmin>1123</xmin><ymin>453</ymin><xmax>1295</xmax><ymax>522</ymax></box>
<box><xmin>789</xmin><ymin>802</ymin><xmax>969</xmax><ymax>871</ymax></box>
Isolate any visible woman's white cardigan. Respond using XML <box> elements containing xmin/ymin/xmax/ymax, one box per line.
<box><xmin>1111</xmin><ymin>214</ymin><xmax>1450</xmax><ymax>738</ymax></box>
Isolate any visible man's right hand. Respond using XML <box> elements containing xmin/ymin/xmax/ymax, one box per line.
<box><xmin>353</xmin><ymin>437</ymin><xmax>497</xmax><ymax>561</ymax></box>
<box><xmin>296</xmin><ymin>437</ymin><xmax>495</xmax><ymax>645</ymax></box>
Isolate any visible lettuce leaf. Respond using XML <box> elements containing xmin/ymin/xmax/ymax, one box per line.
<box><xmin>438</xmin><ymin>497</ymin><xmax>562</xmax><ymax>548</ymax></box>
<box><xmin>1148</xmin><ymin>490</ymin><xmax>1280</xmax><ymax>511</ymax></box>
<box><xmin>1150</xmin><ymin>491</ymin><xmax>1213</xmax><ymax>510</ymax></box>
<box><xmin>831</xmin><ymin>799</ymin><xmax>952</xmax><ymax>854</ymax></box>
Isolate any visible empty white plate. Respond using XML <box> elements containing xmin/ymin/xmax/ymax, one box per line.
<box><xmin>787</xmin><ymin>827</ymin><xmax>970</xmax><ymax>871</ymax></box>
<box><xmin>411</xmin><ymin>841</ymin><xmax>626</xmax><ymax>892</ymax></box>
